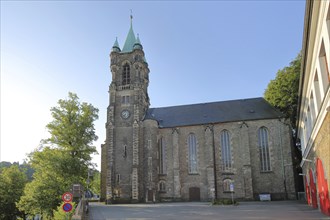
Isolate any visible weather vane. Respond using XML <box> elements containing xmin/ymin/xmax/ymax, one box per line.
<box><xmin>130</xmin><ymin>9</ymin><xmax>133</xmax><ymax>21</ymax></box>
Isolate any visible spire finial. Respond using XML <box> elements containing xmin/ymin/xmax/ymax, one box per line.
<box><xmin>130</xmin><ymin>9</ymin><xmax>133</xmax><ymax>24</ymax></box>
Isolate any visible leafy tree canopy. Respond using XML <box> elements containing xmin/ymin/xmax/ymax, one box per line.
<box><xmin>0</xmin><ymin>161</ymin><xmax>34</xmax><ymax>181</ymax></box>
<box><xmin>264</xmin><ymin>53</ymin><xmax>301</xmax><ymax>128</ymax></box>
<box><xmin>90</xmin><ymin>170</ymin><xmax>101</xmax><ymax>196</ymax></box>
<box><xmin>0</xmin><ymin>165</ymin><xmax>28</xmax><ymax>219</ymax></box>
<box><xmin>45</xmin><ymin>92</ymin><xmax>99</xmax><ymax>161</ymax></box>
<box><xmin>17</xmin><ymin>148</ymin><xmax>83</xmax><ymax>218</ymax></box>
<box><xmin>18</xmin><ymin>92</ymin><xmax>99</xmax><ymax>219</ymax></box>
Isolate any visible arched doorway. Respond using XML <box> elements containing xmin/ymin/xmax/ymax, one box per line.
<box><xmin>305</xmin><ymin>176</ymin><xmax>311</xmax><ymax>205</ymax></box>
<box><xmin>316</xmin><ymin>158</ymin><xmax>330</xmax><ymax>216</ymax></box>
<box><xmin>189</xmin><ymin>187</ymin><xmax>200</xmax><ymax>201</ymax></box>
<box><xmin>309</xmin><ymin>169</ymin><xmax>318</xmax><ymax>209</ymax></box>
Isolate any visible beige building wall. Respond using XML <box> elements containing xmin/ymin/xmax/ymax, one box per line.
<box><xmin>298</xmin><ymin>0</ymin><xmax>330</xmax><ymax>216</ymax></box>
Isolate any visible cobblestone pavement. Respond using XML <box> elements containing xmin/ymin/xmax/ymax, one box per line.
<box><xmin>88</xmin><ymin>201</ymin><xmax>330</xmax><ymax>220</ymax></box>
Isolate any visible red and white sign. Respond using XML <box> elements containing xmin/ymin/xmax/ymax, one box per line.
<box><xmin>62</xmin><ymin>192</ymin><xmax>73</xmax><ymax>203</ymax></box>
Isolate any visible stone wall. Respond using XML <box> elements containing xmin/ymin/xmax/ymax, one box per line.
<box><xmin>144</xmin><ymin>118</ymin><xmax>296</xmax><ymax>202</ymax></box>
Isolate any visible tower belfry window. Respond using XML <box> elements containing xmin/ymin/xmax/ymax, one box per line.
<box><xmin>122</xmin><ymin>64</ymin><xmax>131</xmax><ymax>85</ymax></box>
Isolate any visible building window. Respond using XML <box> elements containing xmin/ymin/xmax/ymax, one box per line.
<box><xmin>122</xmin><ymin>145</ymin><xmax>127</xmax><ymax>158</ymax></box>
<box><xmin>310</xmin><ymin>93</ymin><xmax>317</xmax><ymax>125</ymax></box>
<box><xmin>220</xmin><ymin>130</ymin><xmax>232</xmax><ymax>171</ymax></box>
<box><xmin>258</xmin><ymin>127</ymin><xmax>271</xmax><ymax>172</ymax></box>
<box><xmin>121</xmin><ymin>96</ymin><xmax>130</xmax><ymax>104</ymax></box>
<box><xmin>148</xmin><ymin>157</ymin><xmax>152</xmax><ymax>168</ymax></box>
<box><xmin>300</xmin><ymin>132</ymin><xmax>306</xmax><ymax>152</ymax></box>
<box><xmin>159</xmin><ymin>138</ymin><xmax>166</xmax><ymax>174</ymax></box>
<box><xmin>122</xmin><ymin>64</ymin><xmax>130</xmax><ymax>85</ymax></box>
<box><xmin>313</xmin><ymin>72</ymin><xmax>322</xmax><ymax>110</ymax></box>
<box><xmin>159</xmin><ymin>181</ymin><xmax>166</xmax><ymax>192</ymax></box>
<box><xmin>306</xmin><ymin>107</ymin><xmax>312</xmax><ymax>138</ymax></box>
<box><xmin>223</xmin><ymin>179</ymin><xmax>233</xmax><ymax>192</ymax></box>
<box><xmin>188</xmin><ymin>133</ymin><xmax>198</xmax><ymax>174</ymax></box>
<box><xmin>116</xmin><ymin>174</ymin><xmax>120</xmax><ymax>185</ymax></box>
<box><xmin>319</xmin><ymin>40</ymin><xmax>329</xmax><ymax>92</ymax></box>
<box><xmin>327</xmin><ymin>6</ymin><xmax>330</xmax><ymax>42</ymax></box>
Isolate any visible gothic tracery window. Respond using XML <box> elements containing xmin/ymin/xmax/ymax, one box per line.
<box><xmin>122</xmin><ymin>64</ymin><xmax>130</xmax><ymax>85</ymax></box>
<box><xmin>258</xmin><ymin>127</ymin><xmax>271</xmax><ymax>172</ymax></box>
<box><xmin>220</xmin><ymin>130</ymin><xmax>232</xmax><ymax>171</ymax></box>
<box><xmin>188</xmin><ymin>133</ymin><xmax>198</xmax><ymax>174</ymax></box>
<box><xmin>159</xmin><ymin>137</ymin><xmax>166</xmax><ymax>174</ymax></box>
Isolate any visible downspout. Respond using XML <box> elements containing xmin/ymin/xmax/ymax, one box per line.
<box><xmin>278</xmin><ymin>118</ymin><xmax>288</xmax><ymax>199</ymax></box>
<box><xmin>211</xmin><ymin>124</ymin><xmax>218</xmax><ymax>200</ymax></box>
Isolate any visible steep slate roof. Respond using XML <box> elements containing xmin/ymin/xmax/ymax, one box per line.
<box><xmin>145</xmin><ymin>97</ymin><xmax>283</xmax><ymax>128</ymax></box>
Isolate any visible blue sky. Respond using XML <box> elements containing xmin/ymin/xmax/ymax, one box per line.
<box><xmin>1</xmin><ymin>1</ymin><xmax>305</xmax><ymax>169</ymax></box>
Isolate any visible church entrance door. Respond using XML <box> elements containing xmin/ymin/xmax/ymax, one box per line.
<box><xmin>147</xmin><ymin>190</ymin><xmax>153</xmax><ymax>202</ymax></box>
<box><xmin>189</xmin><ymin>187</ymin><xmax>200</xmax><ymax>201</ymax></box>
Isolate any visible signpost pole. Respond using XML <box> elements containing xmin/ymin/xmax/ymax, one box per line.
<box><xmin>231</xmin><ymin>191</ymin><xmax>234</xmax><ymax>205</ymax></box>
<box><xmin>230</xmin><ymin>183</ymin><xmax>234</xmax><ymax>205</ymax></box>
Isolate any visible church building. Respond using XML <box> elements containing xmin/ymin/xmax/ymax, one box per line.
<box><xmin>100</xmin><ymin>18</ymin><xmax>296</xmax><ymax>203</ymax></box>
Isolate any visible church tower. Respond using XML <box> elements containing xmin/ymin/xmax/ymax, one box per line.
<box><xmin>102</xmin><ymin>16</ymin><xmax>150</xmax><ymax>202</ymax></box>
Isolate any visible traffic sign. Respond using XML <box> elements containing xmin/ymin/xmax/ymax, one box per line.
<box><xmin>230</xmin><ymin>183</ymin><xmax>234</xmax><ymax>192</ymax></box>
<box><xmin>62</xmin><ymin>192</ymin><xmax>73</xmax><ymax>202</ymax></box>
<box><xmin>62</xmin><ymin>202</ymin><xmax>73</xmax><ymax>212</ymax></box>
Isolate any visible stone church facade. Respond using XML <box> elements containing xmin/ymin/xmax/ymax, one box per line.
<box><xmin>101</xmin><ymin>20</ymin><xmax>296</xmax><ymax>203</ymax></box>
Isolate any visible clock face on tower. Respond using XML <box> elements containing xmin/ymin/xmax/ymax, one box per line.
<box><xmin>121</xmin><ymin>109</ymin><xmax>130</xmax><ymax>119</ymax></box>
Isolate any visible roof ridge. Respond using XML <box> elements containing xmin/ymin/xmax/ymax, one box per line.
<box><xmin>149</xmin><ymin>97</ymin><xmax>264</xmax><ymax>109</ymax></box>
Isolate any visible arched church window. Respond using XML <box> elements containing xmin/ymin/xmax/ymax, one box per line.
<box><xmin>159</xmin><ymin>137</ymin><xmax>166</xmax><ymax>174</ymax></box>
<box><xmin>258</xmin><ymin>127</ymin><xmax>271</xmax><ymax>171</ymax></box>
<box><xmin>159</xmin><ymin>181</ymin><xmax>166</xmax><ymax>192</ymax></box>
<box><xmin>122</xmin><ymin>64</ymin><xmax>130</xmax><ymax>85</ymax></box>
<box><xmin>188</xmin><ymin>133</ymin><xmax>198</xmax><ymax>174</ymax></box>
<box><xmin>220</xmin><ymin>130</ymin><xmax>232</xmax><ymax>171</ymax></box>
<box><xmin>223</xmin><ymin>179</ymin><xmax>233</xmax><ymax>192</ymax></box>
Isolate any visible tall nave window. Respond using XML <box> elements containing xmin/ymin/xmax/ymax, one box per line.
<box><xmin>159</xmin><ymin>137</ymin><xmax>166</xmax><ymax>174</ymax></box>
<box><xmin>122</xmin><ymin>64</ymin><xmax>130</xmax><ymax>85</ymax></box>
<box><xmin>220</xmin><ymin>130</ymin><xmax>232</xmax><ymax>170</ymax></box>
<box><xmin>188</xmin><ymin>133</ymin><xmax>198</xmax><ymax>174</ymax></box>
<box><xmin>258</xmin><ymin>127</ymin><xmax>271</xmax><ymax>172</ymax></box>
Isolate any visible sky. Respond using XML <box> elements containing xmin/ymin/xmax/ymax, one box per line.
<box><xmin>1</xmin><ymin>1</ymin><xmax>305</xmax><ymax>170</ymax></box>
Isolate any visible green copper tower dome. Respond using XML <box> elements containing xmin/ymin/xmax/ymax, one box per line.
<box><xmin>112</xmin><ymin>37</ymin><xmax>121</xmax><ymax>52</ymax></box>
<box><xmin>122</xmin><ymin>15</ymin><xmax>137</xmax><ymax>53</ymax></box>
<box><xmin>133</xmin><ymin>34</ymin><xmax>143</xmax><ymax>50</ymax></box>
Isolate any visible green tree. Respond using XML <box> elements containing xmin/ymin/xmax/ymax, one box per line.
<box><xmin>17</xmin><ymin>92</ymin><xmax>99</xmax><ymax>218</ymax></box>
<box><xmin>17</xmin><ymin>148</ymin><xmax>83</xmax><ymax>218</ymax></box>
<box><xmin>90</xmin><ymin>170</ymin><xmax>101</xmax><ymax>196</ymax></box>
<box><xmin>264</xmin><ymin>54</ymin><xmax>304</xmax><ymax>194</ymax></box>
<box><xmin>0</xmin><ymin>165</ymin><xmax>28</xmax><ymax>219</ymax></box>
<box><xmin>264</xmin><ymin>53</ymin><xmax>301</xmax><ymax>128</ymax></box>
<box><xmin>45</xmin><ymin>92</ymin><xmax>99</xmax><ymax>161</ymax></box>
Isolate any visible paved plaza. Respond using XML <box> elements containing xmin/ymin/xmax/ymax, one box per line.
<box><xmin>88</xmin><ymin>201</ymin><xmax>330</xmax><ymax>220</ymax></box>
